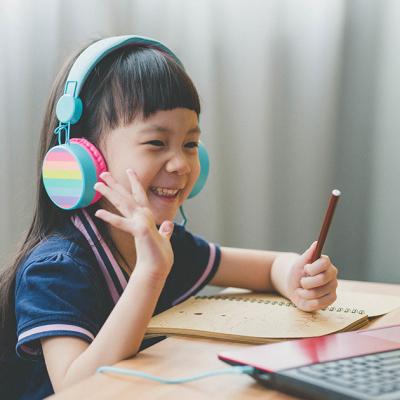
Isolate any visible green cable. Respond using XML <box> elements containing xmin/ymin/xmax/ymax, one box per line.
<box><xmin>97</xmin><ymin>365</ymin><xmax>255</xmax><ymax>384</ymax></box>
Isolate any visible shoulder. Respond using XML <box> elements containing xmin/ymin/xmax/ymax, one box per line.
<box><xmin>171</xmin><ymin>223</ymin><xmax>209</xmax><ymax>253</ymax></box>
<box><xmin>15</xmin><ymin>218</ymin><xmax>97</xmax><ymax>288</ymax></box>
<box><xmin>170</xmin><ymin>224</ymin><xmax>220</xmax><ymax>266</ymax></box>
<box><xmin>161</xmin><ymin>224</ymin><xmax>221</xmax><ymax>306</ymax></box>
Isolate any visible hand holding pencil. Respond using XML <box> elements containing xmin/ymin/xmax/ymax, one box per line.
<box><xmin>286</xmin><ymin>190</ymin><xmax>340</xmax><ymax>312</ymax></box>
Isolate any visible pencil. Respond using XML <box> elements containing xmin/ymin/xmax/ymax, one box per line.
<box><xmin>311</xmin><ymin>189</ymin><xmax>341</xmax><ymax>263</ymax></box>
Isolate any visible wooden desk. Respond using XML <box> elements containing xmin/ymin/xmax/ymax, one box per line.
<box><xmin>49</xmin><ymin>280</ymin><xmax>400</xmax><ymax>400</ymax></box>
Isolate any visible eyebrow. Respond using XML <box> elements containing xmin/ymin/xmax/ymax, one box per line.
<box><xmin>138</xmin><ymin>125</ymin><xmax>201</xmax><ymax>135</ymax></box>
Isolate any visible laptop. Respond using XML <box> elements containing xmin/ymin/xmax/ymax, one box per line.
<box><xmin>218</xmin><ymin>324</ymin><xmax>400</xmax><ymax>400</ymax></box>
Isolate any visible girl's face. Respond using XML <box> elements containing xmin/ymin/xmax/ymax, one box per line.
<box><xmin>98</xmin><ymin>108</ymin><xmax>201</xmax><ymax>224</ymax></box>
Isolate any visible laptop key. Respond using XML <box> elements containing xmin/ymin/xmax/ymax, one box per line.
<box><xmin>377</xmin><ymin>349</ymin><xmax>400</xmax><ymax>359</ymax></box>
<box><xmin>293</xmin><ymin>351</ymin><xmax>400</xmax><ymax>397</ymax></box>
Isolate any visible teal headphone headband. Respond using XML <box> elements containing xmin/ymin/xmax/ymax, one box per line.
<box><xmin>56</xmin><ymin>35</ymin><xmax>183</xmax><ymax>125</ymax></box>
<box><xmin>43</xmin><ymin>35</ymin><xmax>209</xmax><ymax>212</ymax></box>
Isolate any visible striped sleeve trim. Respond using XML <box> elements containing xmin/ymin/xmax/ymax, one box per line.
<box><xmin>18</xmin><ymin>324</ymin><xmax>95</xmax><ymax>341</ymax></box>
<box><xmin>17</xmin><ymin>324</ymin><xmax>96</xmax><ymax>359</ymax></box>
<box><xmin>172</xmin><ymin>243</ymin><xmax>219</xmax><ymax>306</ymax></box>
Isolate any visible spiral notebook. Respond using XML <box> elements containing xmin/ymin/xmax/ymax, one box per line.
<box><xmin>146</xmin><ymin>290</ymin><xmax>400</xmax><ymax>344</ymax></box>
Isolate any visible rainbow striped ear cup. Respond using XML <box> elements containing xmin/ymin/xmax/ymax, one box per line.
<box><xmin>42</xmin><ymin>138</ymin><xmax>107</xmax><ymax>210</ymax></box>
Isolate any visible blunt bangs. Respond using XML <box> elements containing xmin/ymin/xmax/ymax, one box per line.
<box><xmin>76</xmin><ymin>45</ymin><xmax>201</xmax><ymax>138</ymax></box>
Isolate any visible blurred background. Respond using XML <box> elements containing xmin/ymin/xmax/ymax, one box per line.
<box><xmin>0</xmin><ymin>0</ymin><xmax>399</xmax><ymax>284</ymax></box>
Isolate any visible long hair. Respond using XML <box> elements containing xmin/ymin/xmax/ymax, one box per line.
<box><xmin>0</xmin><ymin>39</ymin><xmax>201</xmax><ymax>359</ymax></box>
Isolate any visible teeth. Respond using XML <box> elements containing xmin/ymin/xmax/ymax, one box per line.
<box><xmin>151</xmin><ymin>187</ymin><xmax>180</xmax><ymax>197</ymax></box>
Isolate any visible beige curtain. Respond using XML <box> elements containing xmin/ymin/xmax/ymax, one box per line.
<box><xmin>0</xmin><ymin>0</ymin><xmax>399</xmax><ymax>283</ymax></box>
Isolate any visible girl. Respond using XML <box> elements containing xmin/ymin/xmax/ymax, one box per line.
<box><xmin>0</xmin><ymin>36</ymin><xmax>338</xmax><ymax>399</ymax></box>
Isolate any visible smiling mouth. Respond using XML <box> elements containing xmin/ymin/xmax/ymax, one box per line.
<box><xmin>150</xmin><ymin>186</ymin><xmax>182</xmax><ymax>198</ymax></box>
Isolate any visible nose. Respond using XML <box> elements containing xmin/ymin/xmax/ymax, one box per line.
<box><xmin>165</xmin><ymin>151</ymin><xmax>191</xmax><ymax>175</ymax></box>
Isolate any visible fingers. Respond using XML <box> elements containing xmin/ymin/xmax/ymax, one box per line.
<box><xmin>290</xmin><ymin>241</ymin><xmax>318</xmax><ymax>277</ymax></box>
<box><xmin>126</xmin><ymin>169</ymin><xmax>149</xmax><ymax>206</ymax></box>
<box><xmin>94</xmin><ymin>170</ymin><xmax>148</xmax><ymax>217</ymax></box>
<box><xmin>296</xmin><ymin>291</ymin><xmax>338</xmax><ymax>313</ymax></box>
<box><xmin>158</xmin><ymin>221</ymin><xmax>174</xmax><ymax>240</ymax></box>
<box><xmin>296</xmin><ymin>278</ymin><xmax>338</xmax><ymax>300</ymax></box>
<box><xmin>93</xmin><ymin>181</ymin><xmax>126</xmax><ymax>214</ymax></box>
<box><xmin>304</xmin><ymin>255</ymin><xmax>331</xmax><ymax>275</ymax></box>
<box><xmin>99</xmin><ymin>171</ymin><xmax>131</xmax><ymax>197</ymax></box>
<box><xmin>297</xmin><ymin>241</ymin><xmax>318</xmax><ymax>266</ymax></box>
<box><xmin>300</xmin><ymin>258</ymin><xmax>338</xmax><ymax>290</ymax></box>
<box><xmin>94</xmin><ymin>172</ymin><xmax>132</xmax><ymax>216</ymax></box>
<box><xmin>294</xmin><ymin>254</ymin><xmax>338</xmax><ymax>312</ymax></box>
<box><xmin>94</xmin><ymin>209</ymin><xmax>132</xmax><ymax>231</ymax></box>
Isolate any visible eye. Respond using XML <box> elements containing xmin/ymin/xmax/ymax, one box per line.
<box><xmin>185</xmin><ymin>141</ymin><xmax>199</xmax><ymax>149</ymax></box>
<box><xmin>145</xmin><ymin>140</ymin><xmax>165</xmax><ymax>147</ymax></box>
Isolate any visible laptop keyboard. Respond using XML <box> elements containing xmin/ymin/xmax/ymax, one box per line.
<box><xmin>293</xmin><ymin>349</ymin><xmax>400</xmax><ymax>398</ymax></box>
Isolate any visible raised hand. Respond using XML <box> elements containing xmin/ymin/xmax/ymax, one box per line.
<box><xmin>93</xmin><ymin>169</ymin><xmax>174</xmax><ymax>280</ymax></box>
<box><xmin>286</xmin><ymin>242</ymin><xmax>338</xmax><ymax>312</ymax></box>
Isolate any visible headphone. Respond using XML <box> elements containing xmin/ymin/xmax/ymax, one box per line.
<box><xmin>42</xmin><ymin>35</ymin><xmax>209</xmax><ymax>211</ymax></box>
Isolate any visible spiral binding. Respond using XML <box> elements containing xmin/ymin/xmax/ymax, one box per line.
<box><xmin>194</xmin><ymin>295</ymin><xmax>366</xmax><ymax>315</ymax></box>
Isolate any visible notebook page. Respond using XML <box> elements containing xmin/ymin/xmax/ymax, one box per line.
<box><xmin>332</xmin><ymin>290</ymin><xmax>400</xmax><ymax>317</ymax></box>
<box><xmin>147</xmin><ymin>294</ymin><xmax>367</xmax><ymax>342</ymax></box>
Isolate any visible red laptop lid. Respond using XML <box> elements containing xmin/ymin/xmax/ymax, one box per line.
<box><xmin>218</xmin><ymin>324</ymin><xmax>400</xmax><ymax>372</ymax></box>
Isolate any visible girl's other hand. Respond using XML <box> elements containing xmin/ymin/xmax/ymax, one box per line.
<box><xmin>93</xmin><ymin>169</ymin><xmax>174</xmax><ymax>280</ymax></box>
<box><xmin>287</xmin><ymin>242</ymin><xmax>338</xmax><ymax>312</ymax></box>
